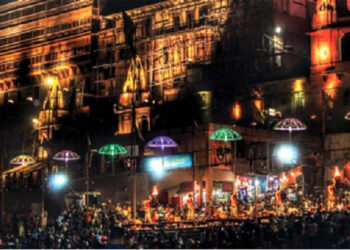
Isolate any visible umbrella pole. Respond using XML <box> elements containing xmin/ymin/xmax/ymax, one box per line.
<box><xmin>233</xmin><ymin>141</ymin><xmax>237</xmax><ymax>181</ymax></box>
<box><xmin>289</xmin><ymin>130</ymin><xmax>292</xmax><ymax>144</ymax></box>
<box><xmin>112</xmin><ymin>157</ymin><xmax>115</xmax><ymax>176</ymax></box>
<box><xmin>65</xmin><ymin>161</ymin><xmax>68</xmax><ymax>174</ymax></box>
<box><xmin>254</xmin><ymin>175</ymin><xmax>259</xmax><ymax>222</ymax></box>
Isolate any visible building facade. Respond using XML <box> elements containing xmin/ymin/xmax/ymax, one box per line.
<box><xmin>4</xmin><ymin>0</ymin><xmax>344</xmax><ymax>218</ymax></box>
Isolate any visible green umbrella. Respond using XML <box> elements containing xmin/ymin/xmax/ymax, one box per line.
<box><xmin>210</xmin><ymin>128</ymin><xmax>243</xmax><ymax>190</ymax></box>
<box><xmin>209</xmin><ymin>128</ymin><xmax>242</xmax><ymax>142</ymax></box>
<box><xmin>99</xmin><ymin>144</ymin><xmax>127</xmax><ymax>175</ymax></box>
<box><xmin>98</xmin><ymin>144</ymin><xmax>128</xmax><ymax>156</ymax></box>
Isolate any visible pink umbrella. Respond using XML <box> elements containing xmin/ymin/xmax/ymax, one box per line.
<box><xmin>273</xmin><ymin>118</ymin><xmax>307</xmax><ymax>142</ymax></box>
<box><xmin>53</xmin><ymin>150</ymin><xmax>80</xmax><ymax>173</ymax></box>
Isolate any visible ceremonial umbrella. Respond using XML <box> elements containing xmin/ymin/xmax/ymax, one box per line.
<box><xmin>147</xmin><ymin>136</ymin><xmax>178</xmax><ymax>178</ymax></box>
<box><xmin>345</xmin><ymin>111</ymin><xmax>350</xmax><ymax>120</ymax></box>
<box><xmin>10</xmin><ymin>155</ymin><xmax>36</xmax><ymax>165</ymax></box>
<box><xmin>53</xmin><ymin>150</ymin><xmax>80</xmax><ymax>173</ymax></box>
<box><xmin>147</xmin><ymin>136</ymin><xmax>178</xmax><ymax>150</ymax></box>
<box><xmin>273</xmin><ymin>117</ymin><xmax>307</xmax><ymax>142</ymax></box>
<box><xmin>98</xmin><ymin>144</ymin><xmax>128</xmax><ymax>175</ymax></box>
<box><xmin>210</xmin><ymin>128</ymin><xmax>243</xmax><ymax>187</ymax></box>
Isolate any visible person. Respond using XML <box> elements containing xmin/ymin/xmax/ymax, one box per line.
<box><xmin>187</xmin><ymin>194</ymin><xmax>195</xmax><ymax>220</ymax></box>
<box><xmin>218</xmin><ymin>203</ymin><xmax>227</xmax><ymax>219</ymax></box>
<box><xmin>327</xmin><ymin>179</ymin><xmax>336</xmax><ymax>211</ymax></box>
<box><xmin>230</xmin><ymin>191</ymin><xmax>238</xmax><ymax>218</ymax></box>
<box><xmin>143</xmin><ymin>195</ymin><xmax>152</xmax><ymax>224</ymax></box>
<box><xmin>42</xmin><ymin>211</ymin><xmax>48</xmax><ymax>230</ymax></box>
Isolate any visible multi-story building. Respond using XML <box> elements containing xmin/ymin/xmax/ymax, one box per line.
<box><xmin>0</xmin><ymin>0</ymin><xmax>100</xmax><ymax>144</ymax></box>
<box><xmin>0</xmin><ymin>0</ymin><xmax>97</xmax><ymax>102</ymax></box>
<box><xmin>1</xmin><ymin>0</ymin><xmax>332</xmax><ymax>221</ymax></box>
<box><xmin>95</xmin><ymin>0</ymin><xmax>230</xmax><ymax>135</ymax></box>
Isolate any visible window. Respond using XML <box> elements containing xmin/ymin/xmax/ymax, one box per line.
<box><xmin>187</xmin><ymin>13</ymin><xmax>193</xmax><ymax>28</ymax></box>
<box><xmin>35</xmin><ymin>4</ymin><xmax>45</xmax><ymax>12</ymax></box>
<box><xmin>341</xmin><ymin>33</ymin><xmax>350</xmax><ymax>61</ymax></box>
<box><xmin>10</xmin><ymin>11</ymin><xmax>20</xmax><ymax>19</ymax></box>
<box><xmin>343</xmin><ymin>89</ymin><xmax>350</xmax><ymax>105</ymax></box>
<box><xmin>145</xmin><ymin>17</ymin><xmax>152</xmax><ymax>36</ymax></box>
<box><xmin>0</xmin><ymin>14</ymin><xmax>8</xmax><ymax>23</ymax></box>
<box><xmin>163</xmin><ymin>47</ymin><xmax>169</xmax><ymax>64</ymax></box>
<box><xmin>199</xmin><ymin>6</ymin><xmax>208</xmax><ymax>24</ymax></box>
<box><xmin>296</xmin><ymin>96</ymin><xmax>305</xmax><ymax>113</ymax></box>
<box><xmin>282</xmin><ymin>0</ymin><xmax>289</xmax><ymax>12</ymax></box>
<box><xmin>174</xmin><ymin>16</ymin><xmax>180</xmax><ymax>30</ymax></box>
<box><xmin>47</xmin><ymin>1</ymin><xmax>55</xmax><ymax>9</ymax></box>
<box><xmin>22</xmin><ymin>7</ymin><xmax>34</xmax><ymax>16</ymax></box>
<box><xmin>140</xmin><ymin>115</ymin><xmax>149</xmax><ymax>135</ymax></box>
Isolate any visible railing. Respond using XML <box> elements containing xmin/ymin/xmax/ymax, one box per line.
<box><xmin>127</xmin><ymin>19</ymin><xmax>220</xmax><ymax>45</ymax></box>
<box><xmin>122</xmin><ymin>216</ymin><xmax>278</xmax><ymax>232</ymax></box>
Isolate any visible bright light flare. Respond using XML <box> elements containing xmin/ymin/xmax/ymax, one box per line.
<box><xmin>275</xmin><ymin>26</ymin><xmax>282</xmax><ymax>34</ymax></box>
<box><xmin>277</xmin><ymin>144</ymin><xmax>298</xmax><ymax>164</ymax></box>
<box><xmin>149</xmin><ymin>158</ymin><xmax>165</xmax><ymax>178</ymax></box>
<box><xmin>49</xmin><ymin>174</ymin><xmax>68</xmax><ymax>191</ymax></box>
<box><xmin>46</xmin><ymin>77</ymin><xmax>54</xmax><ymax>86</ymax></box>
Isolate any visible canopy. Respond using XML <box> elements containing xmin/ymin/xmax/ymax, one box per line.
<box><xmin>273</xmin><ymin>118</ymin><xmax>307</xmax><ymax>131</ymax></box>
<box><xmin>10</xmin><ymin>155</ymin><xmax>36</xmax><ymax>165</ymax></box>
<box><xmin>209</xmin><ymin>128</ymin><xmax>242</xmax><ymax>142</ymax></box>
<box><xmin>53</xmin><ymin>150</ymin><xmax>80</xmax><ymax>161</ymax></box>
<box><xmin>147</xmin><ymin>136</ymin><xmax>178</xmax><ymax>150</ymax></box>
<box><xmin>98</xmin><ymin>144</ymin><xmax>128</xmax><ymax>156</ymax></box>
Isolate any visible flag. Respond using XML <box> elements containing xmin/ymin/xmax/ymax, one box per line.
<box><xmin>122</xmin><ymin>11</ymin><xmax>136</xmax><ymax>58</ymax></box>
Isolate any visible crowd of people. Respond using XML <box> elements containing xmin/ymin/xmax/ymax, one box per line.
<box><xmin>0</xmin><ymin>193</ymin><xmax>350</xmax><ymax>248</ymax></box>
<box><xmin>123</xmin><ymin>211</ymin><xmax>350</xmax><ymax>248</ymax></box>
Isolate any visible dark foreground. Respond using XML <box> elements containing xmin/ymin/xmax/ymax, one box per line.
<box><xmin>1</xmin><ymin>211</ymin><xmax>350</xmax><ymax>248</ymax></box>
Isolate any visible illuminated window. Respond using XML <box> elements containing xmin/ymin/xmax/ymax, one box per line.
<box><xmin>295</xmin><ymin>94</ymin><xmax>305</xmax><ymax>113</ymax></box>
<box><xmin>273</xmin><ymin>34</ymin><xmax>283</xmax><ymax>67</ymax></box>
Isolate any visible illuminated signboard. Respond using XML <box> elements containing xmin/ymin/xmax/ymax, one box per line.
<box><xmin>141</xmin><ymin>153</ymin><xmax>193</xmax><ymax>177</ymax></box>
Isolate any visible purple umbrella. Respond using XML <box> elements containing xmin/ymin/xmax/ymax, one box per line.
<box><xmin>147</xmin><ymin>136</ymin><xmax>178</xmax><ymax>151</ymax></box>
<box><xmin>147</xmin><ymin>136</ymin><xmax>178</xmax><ymax>178</ymax></box>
